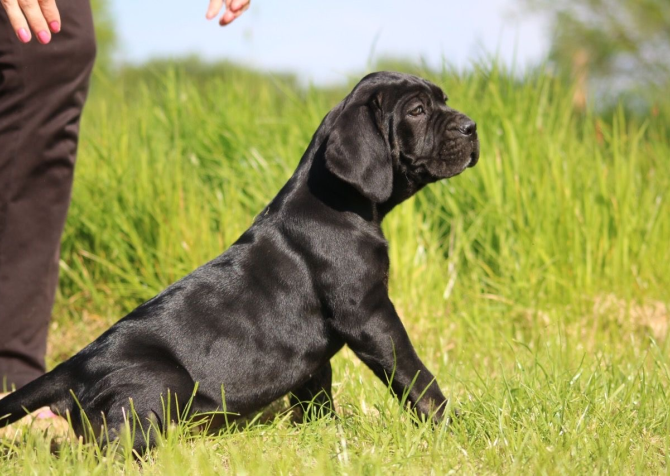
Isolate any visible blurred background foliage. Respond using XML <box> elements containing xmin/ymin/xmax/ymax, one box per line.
<box><xmin>522</xmin><ymin>0</ymin><xmax>669</xmax><ymax>113</ymax></box>
<box><xmin>92</xmin><ymin>0</ymin><xmax>668</xmax><ymax>115</ymax></box>
<box><xmin>89</xmin><ymin>0</ymin><xmax>116</xmax><ymax>74</ymax></box>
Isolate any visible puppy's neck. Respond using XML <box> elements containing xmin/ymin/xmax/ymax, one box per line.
<box><xmin>306</xmin><ymin>147</ymin><xmax>378</xmax><ymax>223</ymax></box>
<box><xmin>377</xmin><ymin>173</ymin><xmax>426</xmax><ymax>220</ymax></box>
<box><xmin>303</xmin><ymin>151</ymin><xmax>428</xmax><ymax>226</ymax></box>
<box><xmin>281</xmin><ymin>141</ymin><xmax>425</xmax><ymax>226</ymax></box>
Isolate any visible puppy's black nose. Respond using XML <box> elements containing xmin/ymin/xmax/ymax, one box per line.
<box><xmin>459</xmin><ymin>120</ymin><xmax>477</xmax><ymax>136</ymax></box>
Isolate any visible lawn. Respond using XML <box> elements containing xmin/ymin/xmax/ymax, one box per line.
<box><xmin>2</xmin><ymin>62</ymin><xmax>669</xmax><ymax>474</ymax></box>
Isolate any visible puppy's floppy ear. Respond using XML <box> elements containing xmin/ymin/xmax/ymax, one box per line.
<box><xmin>324</xmin><ymin>95</ymin><xmax>393</xmax><ymax>203</ymax></box>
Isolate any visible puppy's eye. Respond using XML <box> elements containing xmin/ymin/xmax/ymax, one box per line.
<box><xmin>408</xmin><ymin>105</ymin><xmax>425</xmax><ymax>117</ymax></box>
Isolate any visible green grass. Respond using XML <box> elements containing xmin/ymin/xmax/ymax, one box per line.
<box><xmin>2</xmin><ymin>62</ymin><xmax>670</xmax><ymax>474</ymax></box>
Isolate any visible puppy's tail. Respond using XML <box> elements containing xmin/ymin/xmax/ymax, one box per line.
<box><xmin>0</xmin><ymin>366</ymin><xmax>72</xmax><ymax>427</ymax></box>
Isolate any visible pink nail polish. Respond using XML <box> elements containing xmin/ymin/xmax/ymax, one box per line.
<box><xmin>49</xmin><ymin>21</ymin><xmax>60</xmax><ymax>33</ymax></box>
<box><xmin>37</xmin><ymin>30</ymin><xmax>50</xmax><ymax>44</ymax></box>
<box><xmin>17</xmin><ymin>28</ymin><xmax>30</xmax><ymax>43</ymax></box>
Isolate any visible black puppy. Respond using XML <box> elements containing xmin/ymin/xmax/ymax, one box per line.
<box><xmin>0</xmin><ymin>72</ymin><xmax>479</xmax><ymax>451</ymax></box>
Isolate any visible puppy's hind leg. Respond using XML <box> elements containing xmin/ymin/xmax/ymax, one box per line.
<box><xmin>84</xmin><ymin>369</ymin><xmax>197</xmax><ymax>455</ymax></box>
<box><xmin>289</xmin><ymin>361</ymin><xmax>335</xmax><ymax>422</ymax></box>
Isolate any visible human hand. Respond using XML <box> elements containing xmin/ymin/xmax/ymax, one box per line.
<box><xmin>206</xmin><ymin>0</ymin><xmax>250</xmax><ymax>26</ymax></box>
<box><xmin>1</xmin><ymin>0</ymin><xmax>60</xmax><ymax>44</ymax></box>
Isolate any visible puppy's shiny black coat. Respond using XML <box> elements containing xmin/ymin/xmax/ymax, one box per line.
<box><xmin>0</xmin><ymin>72</ymin><xmax>479</xmax><ymax>450</ymax></box>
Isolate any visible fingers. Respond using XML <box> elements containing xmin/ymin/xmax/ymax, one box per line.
<box><xmin>19</xmin><ymin>0</ymin><xmax>50</xmax><ymax>43</ymax></box>
<box><xmin>229</xmin><ymin>0</ymin><xmax>249</xmax><ymax>11</ymax></box>
<box><xmin>38</xmin><ymin>0</ymin><xmax>61</xmax><ymax>33</ymax></box>
<box><xmin>2</xmin><ymin>0</ymin><xmax>32</xmax><ymax>42</ymax></box>
<box><xmin>206</xmin><ymin>0</ymin><xmax>250</xmax><ymax>26</ymax></box>
<box><xmin>219</xmin><ymin>9</ymin><xmax>235</xmax><ymax>26</ymax></box>
<box><xmin>218</xmin><ymin>0</ymin><xmax>250</xmax><ymax>26</ymax></box>
<box><xmin>206</xmin><ymin>0</ymin><xmax>223</xmax><ymax>20</ymax></box>
<box><xmin>1</xmin><ymin>0</ymin><xmax>61</xmax><ymax>44</ymax></box>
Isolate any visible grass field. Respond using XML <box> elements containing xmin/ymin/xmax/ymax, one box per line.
<box><xmin>1</xmin><ymin>62</ymin><xmax>669</xmax><ymax>474</ymax></box>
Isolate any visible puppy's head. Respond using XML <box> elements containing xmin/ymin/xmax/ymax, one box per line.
<box><xmin>324</xmin><ymin>72</ymin><xmax>479</xmax><ymax>203</ymax></box>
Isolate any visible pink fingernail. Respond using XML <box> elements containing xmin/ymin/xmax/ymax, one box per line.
<box><xmin>17</xmin><ymin>28</ymin><xmax>30</xmax><ymax>43</ymax></box>
<box><xmin>37</xmin><ymin>30</ymin><xmax>50</xmax><ymax>44</ymax></box>
<box><xmin>49</xmin><ymin>21</ymin><xmax>60</xmax><ymax>33</ymax></box>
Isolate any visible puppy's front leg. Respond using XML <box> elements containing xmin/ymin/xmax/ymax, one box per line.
<box><xmin>289</xmin><ymin>361</ymin><xmax>334</xmax><ymax>422</ymax></box>
<box><xmin>340</xmin><ymin>300</ymin><xmax>449</xmax><ymax>423</ymax></box>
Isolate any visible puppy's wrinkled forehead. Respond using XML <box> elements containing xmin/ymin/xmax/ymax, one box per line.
<box><xmin>352</xmin><ymin>72</ymin><xmax>446</xmax><ymax>107</ymax></box>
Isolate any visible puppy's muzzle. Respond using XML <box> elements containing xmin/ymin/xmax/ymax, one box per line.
<box><xmin>468</xmin><ymin>139</ymin><xmax>480</xmax><ymax>168</ymax></box>
<box><xmin>457</xmin><ymin>116</ymin><xmax>479</xmax><ymax>168</ymax></box>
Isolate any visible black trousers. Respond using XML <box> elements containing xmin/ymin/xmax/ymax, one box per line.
<box><xmin>0</xmin><ymin>2</ymin><xmax>96</xmax><ymax>389</ymax></box>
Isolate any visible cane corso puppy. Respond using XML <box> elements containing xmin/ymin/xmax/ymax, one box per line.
<box><xmin>0</xmin><ymin>72</ymin><xmax>479</xmax><ymax>451</ymax></box>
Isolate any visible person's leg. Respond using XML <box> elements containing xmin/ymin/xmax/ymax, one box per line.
<box><xmin>0</xmin><ymin>1</ymin><xmax>96</xmax><ymax>390</ymax></box>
